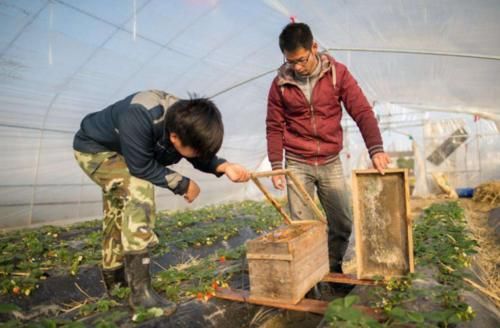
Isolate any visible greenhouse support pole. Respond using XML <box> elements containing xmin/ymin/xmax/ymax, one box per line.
<box><xmin>475</xmin><ymin>119</ymin><xmax>483</xmax><ymax>183</ymax></box>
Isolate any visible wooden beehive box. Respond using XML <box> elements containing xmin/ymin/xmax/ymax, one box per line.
<box><xmin>246</xmin><ymin>221</ymin><xmax>329</xmax><ymax>304</ymax></box>
<box><xmin>352</xmin><ymin>169</ymin><xmax>414</xmax><ymax>279</ymax></box>
<box><xmin>246</xmin><ymin>169</ymin><xmax>329</xmax><ymax>304</ymax></box>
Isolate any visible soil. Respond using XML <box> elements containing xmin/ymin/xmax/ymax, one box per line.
<box><xmin>1</xmin><ymin>197</ymin><xmax>498</xmax><ymax>327</ymax></box>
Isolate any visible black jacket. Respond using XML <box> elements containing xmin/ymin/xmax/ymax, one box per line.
<box><xmin>73</xmin><ymin>90</ymin><xmax>226</xmax><ymax>195</ymax></box>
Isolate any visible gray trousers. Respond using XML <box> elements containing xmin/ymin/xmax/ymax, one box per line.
<box><xmin>285</xmin><ymin>158</ymin><xmax>353</xmax><ymax>271</ymax></box>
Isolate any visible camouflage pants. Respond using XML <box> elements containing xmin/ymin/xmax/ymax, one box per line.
<box><xmin>74</xmin><ymin>151</ymin><xmax>158</xmax><ymax>270</ymax></box>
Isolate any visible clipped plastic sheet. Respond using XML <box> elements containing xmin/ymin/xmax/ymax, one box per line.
<box><xmin>426</xmin><ymin>127</ymin><xmax>468</xmax><ymax>166</ymax></box>
<box><xmin>1</xmin><ymin>0</ymin><xmax>499</xmax><ymax>228</ymax></box>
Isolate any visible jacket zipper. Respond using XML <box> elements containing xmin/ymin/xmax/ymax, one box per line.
<box><xmin>310</xmin><ymin>105</ymin><xmax>320</xmax><ymax>166</ymax></box>
<box><xmin>307</xmin><ymin>76</ymin><xmax>320</xmax><ymax>166</ymax></box>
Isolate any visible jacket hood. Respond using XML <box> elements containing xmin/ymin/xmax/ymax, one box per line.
<box><xmin>277</xmin><ymin>52</ymin><xmax>334</xmax><ymax>86</ymax></box>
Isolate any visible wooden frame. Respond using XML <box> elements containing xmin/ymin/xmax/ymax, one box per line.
<box><xmin>352</xmin><ymin>169</ymin><xmax>414</xmax><ymax>279</ymax></box>
<box><xmin>250</xmin><ymin>169</ymin><xmax>327</xmax><ymax>225</ymax></box>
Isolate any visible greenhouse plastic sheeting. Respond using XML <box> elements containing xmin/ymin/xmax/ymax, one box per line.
<box><xmin>1</xmin><ymin>0</ymin><xmax>499</xmax><ymax>228</ymax></box>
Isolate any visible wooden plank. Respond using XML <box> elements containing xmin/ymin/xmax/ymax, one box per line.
<box><xmin>246</xmin><ymin>230</ymin><xmax>291</xmax><ymax>253</ymax></box>
<box><xmin>246</xmin><ymin>253</ymin><xmax>293</xmax><ymax>261</ymax></box>
<box><xmin>289</xmin><ymin>224</ymin><xmax>328</xmax><ymax>265</ymax></box>
<box><xmin>353</xmin><ymin>168</ymin><xmax>410</xmax><ymax>175</ymax></box>
<box><xmin>215</xmin><ymin>287</ymin><xmax>327</xmax><ymax>314</ymax></box>
<box><xmin>292</xmin><ymin>241</ymin><xmax>330</xmax><ymax>302</ymax></box>
<box><xmin>290</xmin><ymin>220</ymin><xmax>321</xmax><ymax>225</ymax></box>
<box><xmin>352</xmin><ymin>170</ymin><xmax>364</xmax><ymax>280</ymax></box>
<box><xmin>321</xmin><ymin>273</ymin><xmax>380</xmax><ymax>286</ymax></box>
<box><xmin>247</xmin><ymin>260</ymin><xmax>294</xmax><ymax>301</ymax></box>
<box><xmin>293</xmin><ymin>261</ymin><xmax>330</xmax><ymax>302</ymax></box>
<box><xmin>404</xmin><ymin>169</ymin><xmax>415</xmax><ymax>273</ymax></box>
<box><xmin>214</xmin><ymin>287</ymin><xmax>385</xmax><ymax>321</ymax></box>
<box><xmin>251</xmin><ymin>169</ymin><xmax>289</xmax><ymax>178</ymax></box>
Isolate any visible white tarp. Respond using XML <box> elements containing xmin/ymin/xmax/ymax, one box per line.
<box><xmin>1</xmin><ymin>0</ymin><xmax>499</xmax><ymax>228</ymax></box>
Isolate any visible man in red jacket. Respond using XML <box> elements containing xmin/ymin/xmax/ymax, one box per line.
<box><xmin>266</xmin><ymin>22</ymin><xmax>390</xmax><ymax>275</ymax></box>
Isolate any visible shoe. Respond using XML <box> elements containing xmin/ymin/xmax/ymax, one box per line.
<box><xmin>330</xmin><ymin>259</ymin><xmax>343</xmax><ymax>274</ymax></box>
<box><xmin>124</xmin><ymin>251</ymin><xmax>177</xmax><ymax>316</ymax></box>
<box><xmin>101</xmin><ymin>266</ymin><xmax>127</xmax><ymax>297</ymax></box>
<box><xmin>329</xmin><ymin>260</ymin><xmax>355</xmax><ymax>295</ymax></box>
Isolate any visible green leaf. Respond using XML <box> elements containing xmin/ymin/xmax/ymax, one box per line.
<box><xmin>132</xmin><ymin>307</ymin><xmax>164</xmax><ymax>323</ymax></box>
<box><xmin>61</xmin><ymin>322</ymin><xmax>86</xmax><ymax>328</ymax></box>
<box><xmin>423</xmin><ymin>311</ymin><xmax>447</xmax><ymax>323</ymax></box>
<box><xmin>407</xmin><ymin>311</ymin><xmax>425</xmax><ymax>323</ymax></box>
<box><xmin>148</xmin><ymin>307</ymin><xmax>164</xmax><ymax>317</ymax></box>
<box><xmin>330</xmin><ymin>297</ymin><xmax>346</xmax><ymax>307</ymax></box>
<box><xmin>0</xmin><ymin>303</ymin><xmax>20</xmax><ymax>313</ymax></box>
<box><xmin>336</xmin><ymin>308</ymin><xmax>362</xmax><ymax>321</ymax></box>
<box><xmin>328</xmin><ymin>304</ymin><xmax>344</xmax><ymax>314</ymax></box>
<box><xmin>1</xmin><ymin>319</ymin><xmax>24</xmax><ymax>328</ymax></box>
<box><xmin>343</xmin><ymin>295</ymin><xmax>359</xmax><ymax>308</ymax></box>
<box><xmin>389</xmin><ymin>307</ymin><xmax>408</xmax><ymax>322</ymax></box>
<box><xmin>31</xmin><ymin>319</ymin><xmax>58</xmax><ymax>328</ymax></box>
<box><xmin>447</xmin><ymin>313</ymin><xmax>462</xmax><ymax>324</ymax></box>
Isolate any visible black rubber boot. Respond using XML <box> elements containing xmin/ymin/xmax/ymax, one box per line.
<box><xmin>330</xmin><ymin>258</ymin><xmax>343</xmax><ymax>274</ymax></box>
<box><xmin>101</xmin><ymin>266</ymin><xmax>127</xmax><ymax>297</ymax></box>
<box><xmin>124</xmin><ymin>251</ymin><xmax>177</xmax><ymax>316</ymax></box>
<box><xmin>329</xmin><ymin>259</ymin><xmax>355</xmax><ymax>295</ymax></box>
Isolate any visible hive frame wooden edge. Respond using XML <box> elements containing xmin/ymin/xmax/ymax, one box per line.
<box><xmin>250</xmin><ymin>169</ymin><xmax>327</xmax><ymax>225</ymax></box>
<box><xmin>351</xmin><ymin>168</ymin><xmax>415</xmax><ymax>280</ymax></box>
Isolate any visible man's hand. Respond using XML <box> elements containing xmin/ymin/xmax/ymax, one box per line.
<box><xmin>217</xmin><ymin>162</ymin><xmax>250</xmax><ymax>182</ymax></box>
<box><xmin>271</xmin><ymin>175</ymin><xmax>286</xmax><ymax>190</ymax></box>
<box><xmin>372</xmin><ymin>152</ymin><xmax>391</xmax><ymax>175</ymax></box>
<box><xmin>183</xmin><ymin>180</ymin><xmax>200</xmax><ymax>203</ymax></box>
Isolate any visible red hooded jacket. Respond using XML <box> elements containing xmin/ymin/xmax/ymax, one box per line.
<box><xmin>266</xmin><ymin>54</ymin><xmax>384</xmax><ymax>170</ymax></box>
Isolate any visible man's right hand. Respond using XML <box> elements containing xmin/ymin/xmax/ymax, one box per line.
<box><xmin>271</xmin><ymin>175</ymin><xmax>286</xmax><ymax>190</ymax></box>
<box><xmin>184</xmin><ymin>180</ymin><xmax>200</xmax><ymax>203</ymax></box>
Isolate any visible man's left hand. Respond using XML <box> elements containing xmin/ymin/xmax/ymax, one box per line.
<box><xmin>372</xmin><ymin>152</ymin><xmax>391</xmax><ymax>175</ymax></box>
<box><xmin>217</xmin><ymin>162</ymin><xmax>250</xmax><ymax>182</ymax></box>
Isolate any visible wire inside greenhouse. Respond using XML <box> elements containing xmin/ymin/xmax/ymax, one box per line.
<box><xmin>0</xmin><ymin>1</ymin><xmax>499</xmax><ymax>327</ymax></box>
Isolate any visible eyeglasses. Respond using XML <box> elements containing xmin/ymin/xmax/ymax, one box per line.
<box><xmin>284</xmin><ymin>51</ymin><xmax>311</xmax><ymax>67</ymax></box>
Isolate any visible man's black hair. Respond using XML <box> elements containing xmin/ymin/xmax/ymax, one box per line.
<box><xmin>279</xmin><ymin>22</ymin><xmax>314</xmax><ymax>53</ymax></box>
<box><xmin>165</xmin><ymin>97</ymin><xmax>223</xmax><ymax>159</ymax></box>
